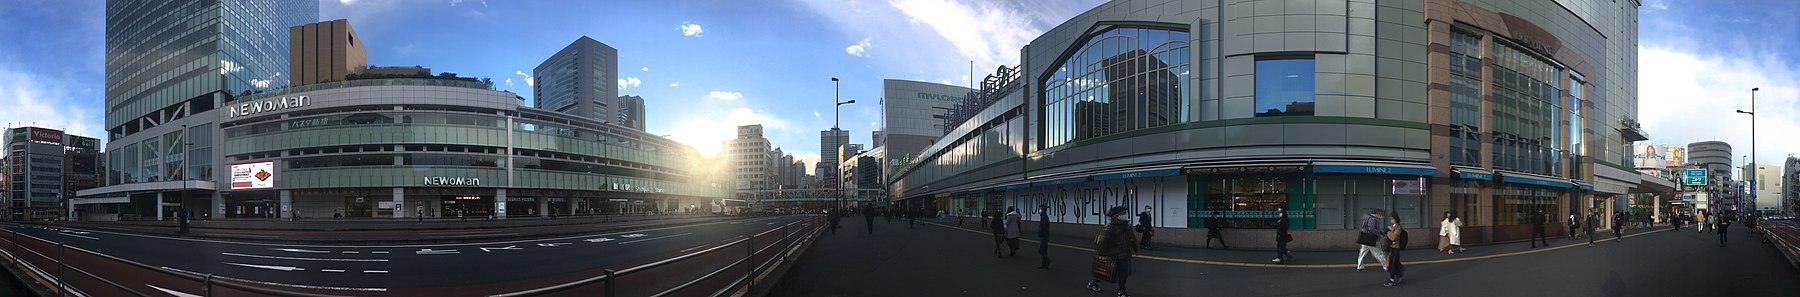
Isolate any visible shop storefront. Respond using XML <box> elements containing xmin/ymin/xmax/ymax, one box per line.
<box><xmin>1187</xmin><ymin>163</ymin><xmax>1434</xmax><ymax>230</ymax></box>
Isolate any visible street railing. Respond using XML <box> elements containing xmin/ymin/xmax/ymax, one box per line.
<box><xmin>0</xmin><ymin>226</ymin><xmax>352</xmax><ymax>297</ymax></box>
<box><xmin>489</xmin><ymin>215</ymin><xmax>826</xmax><ymax>297</ymax></box>
<box><xmin>1758</xmin><ymin>222</ymin><xmax>1800</xmax><ymax>270</ymax></box>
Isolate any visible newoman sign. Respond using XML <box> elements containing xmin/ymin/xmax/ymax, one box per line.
<box><xmin>228</xmin><ymin>96</ymin><xmax>310</xmax><ymax>118</ymax></box>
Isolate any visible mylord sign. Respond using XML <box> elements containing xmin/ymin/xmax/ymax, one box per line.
<box><xmin>228</xmin><ymin>96</ymin><xmax>310</xmax><ymax>118</ymax></box>
<box><xmin>1683</xmin><ymin>169</ymin><xmax>1707</xmax><ymax>186</ymax></box>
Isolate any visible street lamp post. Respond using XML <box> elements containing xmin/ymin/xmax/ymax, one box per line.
<box><xmin>1738</xmin><ymin>87</ymin><xmax>1758</xmax><ymax>214</ymax></box>
<box><xmin>831</xmin><ymin>77</ymin><xmax>856</xmax><ymax>211</ymax></box>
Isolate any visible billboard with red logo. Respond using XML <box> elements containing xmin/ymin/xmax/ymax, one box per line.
<box><xmin>27</xmin><ymin>127</ymin><xmax>62</xmax><ymax>144</ymax></box>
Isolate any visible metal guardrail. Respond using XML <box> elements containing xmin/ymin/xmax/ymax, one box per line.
<box><xmin>490</xmin><ymin>215</ymin><xmax>826</xmax><ymax>297</ymax></box>
<box><xmin>1759</xmin><ymin>222</ymin><xmax>1800</xmax><ymax>270</ymax></box>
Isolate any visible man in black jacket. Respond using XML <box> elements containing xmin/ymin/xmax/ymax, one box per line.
<box><xmin>864</xmin><ymin>206</ymin><xmax>877</xmax><ymax>235</ymax></box>
<box><xmin>1037</xmin><ymin>204</ymin><xmax>1052</xmax><ymax>269</ymax></box>
<box><xmin>1530</xmin><ymin>210</ymin><xmax>1548</xmax><ymax>248</ymax></box>
<box><xmin>1137</xmin><ymin>206</ymin><xmax>1155</xmax><ymax>250</ymax></box>
<box><xmin>1206</xmin><ymin>211</ymin><xmax>1229</xmax><ymax>249</ymax></box>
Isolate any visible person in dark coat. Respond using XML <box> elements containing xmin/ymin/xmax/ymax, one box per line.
<box><xmin>1271</xmin><ymin>207</ymin><xmax>1294</xmax><ymax>264</ymax></box>
<box><xmin>990</xmin><ymin>211</ymin><xmax>1006</xmax><ymax>258</ymax></box>
<box><xmin>1585</xmin><ymin>209</ymin><xmax>1599</xmax><ymax>247</ymax></box>
<box><xmin>1005</xmin><ymin>206</ymin><xmax>1023</xmax><ymax>256</ymax></box>
<box><xmin>1087</xmin><ymin>206</ymin><xmax>1138</xmax><ymax>297</ymax></box>
<box><xmin>1611</xmin><ymin>211</ymin><xmax>1624</xmax><ymax>242</ymax></box>
<box><xmin>828</xmin><ymin>209</ymin><xmax>839</xmax><ymax>234</ymax></box>
<box><xmin>1205</xmin><ymin>211</ymin><xmax>1229</xmax><ymax>249</ymax></box>
<box><xmin>1717</xmin><ymin>213</ymin><xmax>1731</xmax><ymax>247</ymax></box>
<box><xmin>1136</xmin><ymin>206</ymin><xmax>1155</xmax><ymax>250</ymax></box>
<box><xmin>1382</xmin><ymin>214</ymin><xmax>1408</xmax><ymax>287</ymax></box>
<box><xmin>1530</xmin><ymin>210</ymin><xmax>1548</xmax><ymax>248</ymax></box>
<box><xmin>864</xmin><ymin>206</ymin><xmax>877</xmax><ymax>235</ymax></box>
<box><xmin>1037</xmin><ymin>204</ymin><xmax>1052</xmax><ymax>269</ymax></box>
<box><xmin>1567</xmin><ymin>211</ymin><xmax>1581</xmax><ymax>240</ymax></box>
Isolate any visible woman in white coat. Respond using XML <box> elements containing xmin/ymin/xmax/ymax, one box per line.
<box><xmin>1439</xmin><ymin>211</ymin><xmax>1465</xmax><ymax>254</ymax></box>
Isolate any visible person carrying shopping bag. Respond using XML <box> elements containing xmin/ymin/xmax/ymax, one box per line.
<box><xmin>1087</xmin><ymin>206</ymin><xmax>1139</xmax><ymax>297</ymax></box>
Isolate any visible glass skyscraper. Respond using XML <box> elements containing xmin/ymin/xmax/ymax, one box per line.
<box><xmin>105</xmin><ymin>0</ymin><xmax>317</xmax><ymax>139</ymax></box>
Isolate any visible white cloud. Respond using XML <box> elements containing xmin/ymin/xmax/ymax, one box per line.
<box><xmin>708</xmin><ymin>91</ymin><xmax>744</xmax><ymax>101</ymax></box>
<box><xmin>846</xmin><ymin>38</ymin><xmax>873</xmax><ymax>57</ymax></box>
<box><xmin>813</xmin><ymin>111</ymin><xmax>822</xmax><ymax>121</ymax></box>
<box><xmin>669</xmin><ymin>82</ymin><xmax>681</xmax><ymax>88</ymax></box>
<box><xmin>642</xmin><ymin>66</ymin><xmax>650</xmax><ymax>72</ymax></box>
<box><xmin>219</xmin><ymin>59</ymin><xmax>243</xmax><ymax>74</ymax></box>
<box><xmin>795</xmin><ymin>154</ymin><xmax>822</xmax><ymax>174</ymax></box>
<box><xmin>1643</xmin><ymin>0</ymin><xmax>1669</xmax><ymax>10</ymax></box>
<box><xmin>0</xmin><ymin>67</ymin><xmax>102</xmax><ymax>146</ymax></box>
<box><xmin>679</xmin><ymin>22</ymin><xmax>704</xmax><ymax>37</ymax></box>
<box><xmin>514</xmin><ymin>70</ymin><xmax>533</xmax><ymax>87</ymax></box>
<box><xmin>890</xmin><ymin>0</ymin><xmax>1042</xmax><ymax>69</ymax></box>
<box><xmin>1638</xmin><ymin>45</ymin><xmax>1800</xmax><ymax>166</ymax></box>
<box><xmin>249</xmin><ymin>79</ymin><xmax>273</xmax><ymax>89</ymax></box>
<box><xmin>339</xmin><ymin>0</ymin><xmax>357</xmax><ymax>5</ymax></box>
<box><xmin>449</xmin><ymin>0</ymin><xmax>485</xmax><ymax>7</ymax></box>
<box><xmin>504</xmin><ymin>78</ymin><xmax>514</xmax><ymax>86</ymax></box>
<box><xmin>618</xmin><ymin>77</ymin><xmax>642</xmax><ymax>91</ymax></box>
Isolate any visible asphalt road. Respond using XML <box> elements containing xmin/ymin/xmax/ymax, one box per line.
<box><xmin>53</xmin><ymin>215</ymin><xmax>728</xmax><ymax>244</ymax></box>
<box><xmin>0</xmin><ymin>214</ymin><xmax>817</xmax><ymax>296</ymax></box>
<box><xmin>775</xmin><ymin>216</ymin><xmax>1800</xmax><ymax>297</ymax></box>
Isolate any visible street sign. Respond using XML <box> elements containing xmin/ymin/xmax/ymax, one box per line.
<box><xmin>1683</xmin><ymin>169</ymin><xmax>1707</xmax><ymax>186</ymax></box>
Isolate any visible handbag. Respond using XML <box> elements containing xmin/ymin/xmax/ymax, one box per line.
<box><xmin>1091</xmin><ymin>255</ymin><xmax>1117</xmax><ymax>283</ymax></box>
<box><xmin>1356</xmin><ymin>232</ymin><xmax>1379</xmax><ymax>246</ymax></box>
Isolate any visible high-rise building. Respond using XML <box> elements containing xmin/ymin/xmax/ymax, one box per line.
<box><xmin>289</xmin><ymin>19</ymin><xmax>368</xmax><ymax>86</ymax></box>
<box><xmin>880</xmin><ymin>80</ymin><xmax>974</xmax><ymax>187</ymax></box>
<box><xmin>819</xmin><ymin>128</ymin><xmax>850</xmax><ymax>188</ymax></box>
<box><xmin>616</xmin><ymin>95</ymin><xmax>646</xmax><ymax>131</ymax></box>
<box><xmin>5</xmin><ymin>127</ymin><xmax>100</xmax><ymax>220</ymax></box>
<box><xmin>871</xmin><ymin>130</ymin><xmax>882</xmax><ymax>149</ymax></box>
<box><xmin>534</xmin><ymin>36</ymin><xmax>619</xmax><ymax>122</ymax></box>
<box><xmin>1783</xmin><ymin>155</ymin><xmax>1798</xmax><ymax>215</ymax></box>
<box><xmin>1742</xmin><ymin>163</ymin><xmax>1782</xmax><ymax>213</ymax></box>
<box><xmin>728</xmin><ymin>125</ymin><xmax>773</xmax><ymax>201</ymax></box>
<box><xmin>94</xmin><ymin>0</ymin><xmax>315</xmax><ymax>221</ymax></box>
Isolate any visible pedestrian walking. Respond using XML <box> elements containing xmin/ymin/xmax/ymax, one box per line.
<box><xmin>417</xmin><ymin>207</ymin><xmax>425</xmax><ymax>222</ymax></box>
<box><xmin>1585</xmin><ymin>210</ymin><xmax>1599</xmax><ymax>247</ymax></box>
<box><xmin>1136</xmin><ymin>206</ymin><xmax>1155</xmax><ymax>250</ymax></box>
<box><xmin>1717</xmin><ymin>214</ymin><xmax>1730</xmax><ymax>247</ymax></box>
<box><xmin>1530</xmin><ymin>210</ymin><xmax>1548</xmax><ymax>248</ymax></box>
<box><xmin>1205</xmin><ymin>211</ymin><xmax>1230</xmax><ymax>249</ymax></box>
<box><xmin>990</xmin><ymin>211</ymin><xmax>1006</xmax><ymax>258</ymax></box>
<box><xmin>1271</xmin><ymin>208</ymin><xmax>1294</xmax><ymax>264</ymax></box>
<box><xmin>864</xmin><ymin>206</ymin><xmax>877</xmax><ymax>235</ymax></box>
<box><xmin>1611</xmin><ymin>211</ymin><xmax>1624</xmax><ymax>242</ymax></box>
<box><xmin>1087</xmin><ymin>206</ymin><xmax>1138</xmax><ymax>297</ymax></box>
<box><xmin>828</xmin><ymin>209</ymin><xmax>839</xmax><ymax>235</ymax></box>
<box><xmin>1746</xmin><ymin>213</ymin><xmax>1760</xmax><ymax>242</ymax></box>
<box><xmin>1439</xmin><ymin>211</ymin><xmax>1464</xmax><ymax>254</ymax></box>
<box><xmin>1383</xmin><ymin>214</ymin><xmax>1409</xmax><ymax>287</ymax></box>
<box><xmin>1567</xmin><ymin>211</ymin><xmax>1581</xmax><ymax>240</ymax></box>
<box><xmin>1037</xmin><ymin>204</ymin><xmax>1052</xmax><ymax>269</ymax></box>
<box><xmin>1006</xmin><ymin>206</ymin><xmax>1023</xmax><ymax>257</ymax></box>
<box><xmin>1697</xmin><ymin>210</ymin><xmax>1707</xmax><ymax>233</ymax></box>
<box><xmin>1355</xmin><ymin>209</ymin><xmax>1388</xmax><ymax>271</ymax></box>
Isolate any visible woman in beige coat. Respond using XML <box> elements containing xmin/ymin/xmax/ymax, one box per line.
<box><xmin>1438</xmin><ymin>211</ymin><xmax>1464</xmax><ymax>254</ymax></box>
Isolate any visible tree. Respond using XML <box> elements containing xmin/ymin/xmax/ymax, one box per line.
<box><xmin>439</xmin><ymin>72</ymin><xmax>457</xmax><ymax>78</ymax></box>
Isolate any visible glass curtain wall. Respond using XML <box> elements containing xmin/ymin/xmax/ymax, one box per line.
<box><xmin>1449</xmin><ymin>30</ymin><xmax>1483</xmax><ymax>165</ymax></box>
<box><xmin>1490</xmin><ymin>42</ymin><xmax>1561</xmax><ymax>176</ymax></box>
<box><xmin>1042</xmin><ymin>27</ymin><xmax>1191</xmax><ymax>148</ymax></box>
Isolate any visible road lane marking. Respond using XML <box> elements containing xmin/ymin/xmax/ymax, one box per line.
<box><xmin>224</xmin><ymin>262</ymin><xmax>306</xmax><ymax>271</ymax></box>
<box><xmin>321</xmin><ymin>269</ymin><xmax>346</xmax><ymax>273</ymax></box>
<box><xmin>206</xmin><ymin>233</ymin><xmax>280</xmax><ymax>238</ymax></box>
<box><xmin>480</xmin><ymin>246</ymin><xmax>523</xmax><ymax>252</ymax></box>
<box><xmin>419</xmin><ymin>230</ymin><xmax>502</xmax><ymax>235</ymax></box>
<box><xmin>537</xmin><ymin>243</ymin><xmax>572</xmax><ymax>247</ymax></box>
<box><xmin>59</xmin><ymin>233</ymin><xmax>99</xmax><ymax>240</ymax></box>
<box><xmin>583</xmin><ymin>238</ymin><xmax>616</xmax><ymax>243</ymax></box>
<box><xmin>370</xmin><ymin>251</ymin><xmax>390</xmax><ymax>254</ymax></box>
<box><xmin>341</xmin><ymin>251</ymin><xmax>359</xmax><ymax>254</ymax></box>
<box><xmin>363</xmin><ymin>270</ymin><xmax>388</xmax><ymax>274</ymax></box>
<box><xmin>415</xmin><ymin>249</ymin><xmax>460</xmax><ymax>255</ymax></box>
<box><xmin>617</xmin><ymin>233</ymin><xmax>692</xmax><ymax>245</ymax></box>
<box><xmin>619</xmin><ymin>233</ymin><xmax>648</xmax><ymax>238</ymax></box>
<box><xmin>272</xmin><ymin>248</ymin><xmax>332</xmax><ymax>254</ymax></box>
<box><xmin>161</xmin><ymin>266</ymin><xmax>389</xmax><ymax>292</ymax></box>
<box><xmin>221</xmin><ymin>252</ymin><xmax>390</xmax><ymax>262</ymax></box>
<box><xmin>424</xmin><ymin>233</ymin><xmax>518</xmax><ymax>238</ymax></box>
<box><xmin>43</xmin><ymin>216</ymin><xmax>799</xmax><ymax>248</ymax></box>
<box><xmin>148</xmin><ymin>284</ymin><xmax>203</xmax><ymax>297</ymax></box>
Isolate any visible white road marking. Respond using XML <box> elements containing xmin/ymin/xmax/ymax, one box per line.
<box><xmin>370</xmin><ymin>251</ymin><xmax>390</xmax><ymax>254</ymax></box>
<box><xmin>340</xmin><ymin>251</ymin><xmax>360</xmax><ymax>254</ymax></box>
<box><xmin>424</xmin><ymin>233</ymin><xmax>518</xmax><ymax>238</ymax></box>
<box><xmin>147</xmin><ymin>284</ymin><xmax>203</xmax><ymax>297</ymax></box>
<box><xmin>537</xmin><ymin>243</ymin><xmax>571</xmax><ymax>247</ymax></box>
<box><xmin>583</xmin><ymin>238</ymin><xmax>615</xmax><ymax>243</ymax></box>
<box><xmin>480</xmin><ymin>245</ymin><xmax>523</xmax><ymax>252</ymax></box>
<box><xmin>225</xmin><ymin>262</ymin><xmax>306</xmax><ymax>271</ymax></box>
<box><xmin>619</xmin><ymin>233</ymin><xmax>648</xmax><ymax>238</ymax></box>
<box><xmin>419</xmin><ymin>230</ymin><xmax>502</xmax><ymax>235</ymax></box>
<box><xmin>221</xmin><ymin>252</ymin><xmax>389</xmax><ymax>262</ymax></box>
<box><xmin>617</xmin><ymin>233</ymin><xmax>692</xmax><ymax>245</ymax></box>
<box><xmin>363</xmin><ymin>270</ymin><xmax>388</xmax><ymax>274</ymax></box>
<box><xmin>415</xmin><ymin>249</ymin><xmax>460</xmax><ymax>255</ymax></box>
<box><xmin>42</xmin><ymin>216</ymin><xmax>791</xmax><ymax>248</ymax></box>
<box><xmin>162</xmin><ymin>266</ymin><xmax>389</xmax><ymax>292</ymax></box>
<box><xmin>272</xmin><ymin>248</ymin><xmax>332</xmax><ymax>254</ymax></box>
<box><xmin>321</xmin><ymin>269</ymin><xmax>346</xmax><ymax>273</ymax></box>
<box><xmin>60</xmin><ymin>233</ymin><xmax>99</xmax><ymax>240</ymax></box>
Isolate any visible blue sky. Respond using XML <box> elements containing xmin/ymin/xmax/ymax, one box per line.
<box><xmin>0</xmin><ymin>0</ymin><xmax>1796</xmax><ymax>170</ymax></box>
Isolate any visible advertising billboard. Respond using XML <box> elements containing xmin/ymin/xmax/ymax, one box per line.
<box><xmin>1634</xmin><ymin>143</ymin><xmax>1666</xmax><ymax>169</ymax></box>
<box><xmin>27</xmin><ymin>127</ymin><xmax>62</xmax><ymax>144</ymax></box>
<box><xmin>1665</xmin><ymin>147</ymin><xmax>1685</xmax><ymax>168</ymax></box>
<box><xmin>230</xmin><ymin>161</ymin><xmax>276</xmax><ymax>189</ymax></box>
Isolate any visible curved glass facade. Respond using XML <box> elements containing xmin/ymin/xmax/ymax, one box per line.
<box><xmin>1041</xmin><ymin>27</ymin><xmax>1191</xmax><ymax>148</ymax></box>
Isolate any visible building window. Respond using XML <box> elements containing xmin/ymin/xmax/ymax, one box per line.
<box><xmin>1493</xmin><ymin>184</ymin><xmax>1562</xmax><ymax>225</ymax></box>
<box><xmin>1041</xmin><ymin>26</ymin><xmax>1191</xmax><ymax>148</ymax></box>
<box><xmin>1449</xmin><ymin>30</ymin><xmax>1483</xmax><ymax>166</ymax></box>
<box><xmin>1254</xmin><ymin>58</ymin><xmax>1315</xmax><ymax>117</ymax></box>
<box><xmin>1489</xmin><ymin>42</ymin><xmax>1560</xmax><ymax>176</ymax></box>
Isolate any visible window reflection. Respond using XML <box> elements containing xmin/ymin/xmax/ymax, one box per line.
<box><xmin>1254</xmin><ymin>58</ymin><xmax>1315</xmax><ymax>117</ymax></box>
<box><xmin>1041</xmin><ymin>26</ymin><xmax>1190</xmax><ymax>148</ymax></box>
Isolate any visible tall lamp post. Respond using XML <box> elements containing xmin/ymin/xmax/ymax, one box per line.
<box><xmin>1737</xmin><ymin>87</ymin><xmax>1758</xmax><ymax>214</ymax></box>
<box><xmin>831</xmin><ymin>77</ymin><xmax>856</xmax><ymax>210</ymax></box>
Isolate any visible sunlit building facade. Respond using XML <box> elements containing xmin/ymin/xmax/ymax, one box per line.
<box><xmin>892</xmin><ymin>0</ymin><xmax>1662</xmax><ymax>247</ymax></box>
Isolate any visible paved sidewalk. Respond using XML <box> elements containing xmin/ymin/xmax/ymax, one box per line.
<box><xmin>771</xmin><ymin>216</ymin><xmax>1798</xmax><ymax>297</ymax></box>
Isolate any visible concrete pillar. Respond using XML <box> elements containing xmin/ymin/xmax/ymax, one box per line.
<box><xmin>155</xmin><ymin>192</ymin><xmax>164</xmax><ymax>221</ymax></box>
<box><xmin>211</xmin><ymin>191</ymin><xmax>224</xmax><ymax>220</ymax></box>
<box><xmin>393</xmin><ymin>187</ymin><xmax>405</xmax><ymax>219</ymax></box>
<box><xmin>495</xmin><ymin>189</ymin><xmax>508</xmax><ymax>219</ymax></box>
<box><xmin>569</xmin><ymin>198</ymin><xmax>577</xmax><ymax>215</ymax></box>
<box><xmin>538</xmin><ymin>197</ymin><xmax>549</xmax><ymax>217</ymax></box>
<box><xmin>279</xmin><ymin>190</ymin><xmax>292</xmax><ymax>221</ymax></box>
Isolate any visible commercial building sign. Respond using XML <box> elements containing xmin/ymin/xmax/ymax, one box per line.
<box><xmin>230</xmin><ymin>161</ymin><xmax>276</xmax><ymax>189</ymax></box>
<box><xmin>1633</xmin><ymin>143</ymin><xmax>1666</xmax><ymax>169</ymax></box>
<box><xmin>1391</xmin><ymin>178</ymin><xmax>1426</xmax><ymax>195</ymax></box>
<box><xmin>1666</xmin><ymin>147</ymin><xmax>1685</xmax><ymax>168</ymax></box>
<box><xmin>228</xmin><ymin>96</ymin><xmax>310</xmax><ymax>118</ymax></box>
<box><xmin>27</xmin><ymin>127</ymin><xmax>62</xmax><ymax>144</ymax></box>
<box><xmin>916</xmin><ymin>92</ymin><xmax>964</xmax><ymax>102</ymax></box>
<box><xmin>1682</xmin><ymin>169</ymin><xmax>1707</xmax><ymax>186</ymax></box>
<box><xmin>424</xmin><ymin>177</ymin><xmax>480</xmax><ymax>187</ymax></box>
